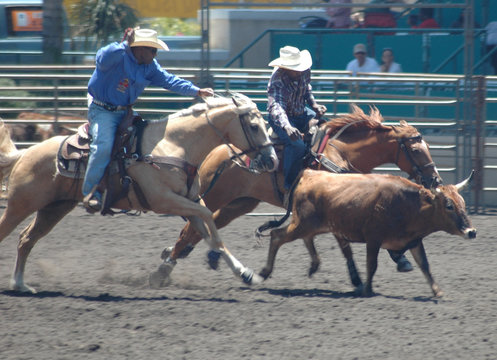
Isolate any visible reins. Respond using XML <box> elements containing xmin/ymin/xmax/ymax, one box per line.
<box><xmin>396</xmin><ymin>134</ymin><xmax>438</xmax><ymax>188</ymax></box>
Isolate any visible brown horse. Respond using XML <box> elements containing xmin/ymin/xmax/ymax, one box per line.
<box><xmin>0</xmin><ymin>94</ymin><xmax>278</xmax><ymax>293</ymax></box>
<box><xmin>153</xmin><ymin>105</ymin><xmax>443</xmax><ymax>286</ymax></box>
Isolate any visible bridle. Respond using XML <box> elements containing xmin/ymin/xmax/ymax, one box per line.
<box><xmin>396</xmin><ymin>134</ymin><xmax>441</xmax><ymax>189</ymax></box>
<box><xmin>205</xmin><ymin>106</ymin><xmax>273</xmax><ymax>166</ymax></box>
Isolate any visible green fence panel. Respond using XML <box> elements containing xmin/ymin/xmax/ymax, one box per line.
<box><xmin>374</xmin><ymin>35</ymin><xmax>424</xmax><ymax>73</ymax></box>
<box><xmin>430</xmin><ymin>34</ymin><xmax>482</xmax><ymax>74</ymax></box>
<box><xmin>271</xmin><ymin>33</ymin><xmax>368</xmax><ymax>70</ymax></box>
<box><xmin>319</xmin><ymin>33</ymin><xmax>369</xmax><ymax>70</ymax></box>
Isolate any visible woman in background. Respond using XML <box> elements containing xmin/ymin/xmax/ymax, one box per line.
<box><xmin>380</xmin><ymin>48</ymin><xmax>402</xmax><ymax>73</ymax></box>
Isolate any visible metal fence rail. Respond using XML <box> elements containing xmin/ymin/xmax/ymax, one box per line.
<box><xmin>0</xmin><ymin>65</ymin><xmax>494</xmax><ymax>210</ymax></box>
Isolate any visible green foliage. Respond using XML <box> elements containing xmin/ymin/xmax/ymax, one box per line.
<box><xmin>0</xmin><ymin>79</ymin><xmax>35</xmax><ymax>116</ymax></box>
<box><xmin>69</xmin><ymin>0</ymin><xmax>139</xmax><ymax>48</ymax></box>
<box><xmin>141</xmin><ymin>18</ymin><xmax>200</xmax><ymax>36</ymax></box>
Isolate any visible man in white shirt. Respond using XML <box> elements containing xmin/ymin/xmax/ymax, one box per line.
<box><xmin>346</xmin><ymin>43</ymin><xmax>380</xmax><ymax>75</ymax></box>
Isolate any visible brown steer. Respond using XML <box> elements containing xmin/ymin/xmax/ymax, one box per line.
<box><xmin>260</xmin><ymin>169</ymin><xmax>477</xmax><ymax>297</ymax></box>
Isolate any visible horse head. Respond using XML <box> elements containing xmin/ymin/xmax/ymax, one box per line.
<box><xmin>228</xmin><ymin>93</ymin><xmax>278</xmax><ymax>172</ymax></box>
<box><xmin>393</xmin><ymin>120</ymin><xmax>443</xmax><ymax>189</ymax></box>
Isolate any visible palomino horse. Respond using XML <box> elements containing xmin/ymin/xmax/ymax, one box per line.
<box><xmin>154</xmin><ymin>105</ymin><xmax>443</xmax><ymax>286</ymax></box>
<box><xmin>0</xmin><ymin>94</ymin><xmax>278</xmax><ymax>293</ymax></box>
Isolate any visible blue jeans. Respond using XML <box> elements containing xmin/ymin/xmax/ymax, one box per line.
<box><xmin>268</xmin><ymin>107</ymin><xmax>316</xmax><ymax>190</ymax></box>
<box><xmin>82</xmin><ymin>103</ymin><xmax>127</xmax><ymax>196</ymax></box>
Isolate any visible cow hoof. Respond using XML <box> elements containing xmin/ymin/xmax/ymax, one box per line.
<box><xmin>354</xmin><ymin>284</ymin><xmax>374</xmax><ymax>297</ymax></box>
<box><xmin>207</xmin><ymin>250</ymin><xmax>221</xmax><ymax>270</ymax></box>
<box><xmin>258</xmin><ymin>268</ymin><xmax>271</xmax><ymax>280</ymax></box>
<box><xmin>432</xmin><ymin>285</ymin><xmax>444</xmax><ymax>298</ymax></box>
<box><xmin>241</xmin><ymin>268</ymin><xmax>263</xmax><ymax>285</ymax></box>
<box><xmin>396</xmin><ymin>256</ymin><xmax>414</xmax><ymax>272</ymax></box>
<box><xmin>308</xmin><ymin>261</ymin><xmax>320</xmax><ymax>277</ymax></box>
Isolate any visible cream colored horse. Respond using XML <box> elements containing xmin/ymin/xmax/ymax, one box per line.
<box><xmin>0</xmin><ymin>94</ymin><xmax>278</xmax><ymax>293</ymax></box>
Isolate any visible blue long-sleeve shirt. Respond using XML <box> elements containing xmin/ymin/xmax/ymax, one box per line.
<box><xmin>88</xmin><ymin>42</ymin><xmax>199</xmax><ymax>106</ymax></box>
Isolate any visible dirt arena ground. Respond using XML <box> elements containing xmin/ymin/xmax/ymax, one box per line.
<box><xmin>0</xmin><ymin>200</ymin><xmax>496</xmax><ymax>360</ymax></box>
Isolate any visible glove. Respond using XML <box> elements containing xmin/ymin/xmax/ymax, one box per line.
<box><xmin>122</xmin><ymin>27</ymin><xmax>135</xmax><ymax>44</ymax></box>
<box><xmin>283</xmin><ymin>125</ymin><xmax>302</xmax><ymax>141</ymax></box>
<box><xmin>313</xmin><ymin>104</ymin><xmax>327</xmax><ymax>117</ymax></box>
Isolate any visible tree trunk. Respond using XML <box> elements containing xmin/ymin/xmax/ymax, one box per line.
<box><xmin>42</xmin><ymin>0</ymin><xmax>64</xmax><ymax>64</ymax></box>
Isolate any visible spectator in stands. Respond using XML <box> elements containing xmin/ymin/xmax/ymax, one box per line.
<box><xmin>486</xmin><ymin>21</ymin><xmax>497</xmax><ymax>75</ymax></box>
<box><xmin>407</xmin><ymin>13</ymin><xmax>419</xmax><ymax>28</ymax></box>
<box><xmin>379</xmin><ymin>48</ymin><xmax>402</xmax><ymax>73</ymax></box>
<box><xmin>362</xmin><ymin>0</ymin><xmax>397</xmax><ymax>30</ymax></box>
<box><xmin>346</xmin><ymin>43</ymin><xmax>380</xmax><ymax>75</ymax></box>
<box><xmin>411</xmin><ymin>8</ymin><xmax>440</xmax><ymax>29</ymax></box>
<box><xmin>324</xmin><ymin>0</ymin><xmax>352</xmax><ymax>29</ymax></box>
<box><xmin>451</xmin><ymin>9</ymin><xmax>480</xmax><ymax>29</ymax></box>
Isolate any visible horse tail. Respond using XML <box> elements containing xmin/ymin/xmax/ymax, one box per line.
<box><xmin>0</xmin><ymin>119</ymin><xmax>24</xmax><ymax>182</ymax></box>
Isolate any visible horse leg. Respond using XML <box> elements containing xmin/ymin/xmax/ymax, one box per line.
<box><xmin>302</xmin><ymin>237</ymin><xmax>321</xmax><ymax>277</ymax></box>
<box><xmin>335</xmin><ymin>236</ymin><xmax>362</xmax><ymax>288</ymax></box>
<box><xmin>161</xmin><ymin>197</ymin><xmax>261</xmax><ymax>266</ymax></box>
<box><xmin>408</xmin><ymin>239</ymin><xmax>443</xmax><ymax>297</ymax></box>
<box><xmin>11</xmin><ymin>201</ymin><xmax>77</xmax><ymax>293</ymax></box>
<box><xmin>147</xmin><ymin>191</ymin><xmax>262</xmax><ymax>286</ymax></box>
<box><xmin>204</xmin><ymin>197</ymin><xmax>261</xmax><ymax>270</ymax></box>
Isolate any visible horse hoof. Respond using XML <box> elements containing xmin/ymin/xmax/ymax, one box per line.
<box><xmin>149</xmin><ymin>270</ymin><xmax>171</xmax><ymax>289</ymax></box>
<box><xmin>241</xmin><ymin>268</ymin><xmax>263</xmax><ymax>285</ymax></box>
<box><xmin>160</xmin><ymin>246</ymin><xmax>173</xmax><ymax>260</ymax></box>
<box><xmin>149</xmin><ymin>261</ymin><xmax>175</xmax><ymax>288</ymax></box>
<box><xmin>10</xmin><ymin>280</ymin><xmax>37</xmax><ymax>294</ymax></box>
<box><xmin>207</xmin><ymin>250</ymin><xmax>221</xmax><ymax>270</ymax></box>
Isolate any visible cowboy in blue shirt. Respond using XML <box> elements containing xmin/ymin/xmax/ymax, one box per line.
<box><xmin>83</xmin><ymin>28</ymin><xmax>214</xmax><ymax>212</ymax></box>
<box><xmin>267</xmin><ymin>46</ymin><xmax>327</xmax><ymax>192</ymax></box>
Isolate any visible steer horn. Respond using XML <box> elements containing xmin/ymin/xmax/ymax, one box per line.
<box><xmin>455</xmin><ymin>170</ymin><xmax>475</xmax><ymax>192</ymax></box>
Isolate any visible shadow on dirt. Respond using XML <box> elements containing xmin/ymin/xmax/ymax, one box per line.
<box><xmin>0</xmin><ymin>290</ymin><xmax>239</xmax><ymax>303</ymax></box>
<box><xmin>250</xmin><ymin>287</ymin><xmax>440</xmax><ymax>303</ymax></box>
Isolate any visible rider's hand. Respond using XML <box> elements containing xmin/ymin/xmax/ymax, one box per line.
<box><xmin>198</xmin><ymin>88</ymin><xmax>214</xmax><ymax>97</ymax></box>
<box><xmin>122</xmin><ymin>27</ymin><xmax>135</xmax><ymax>44</ymax></box>
<box><xmin>283</xmin><ymin>125</ymin><xmax>302</xmax><ymax>141</ymax></box>
<box><xmin>313</xmin><ymin>104</ymin><xmax>327</xmax><ymax>117</ymax></box>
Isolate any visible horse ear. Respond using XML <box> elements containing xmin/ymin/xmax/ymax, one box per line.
<box><xmin>399</xmin><ymin>120</ymin><xmax>408</xmax><ymax>127</ymax></box>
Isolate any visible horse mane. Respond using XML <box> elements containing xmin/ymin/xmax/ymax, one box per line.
<box><xmin>323</xmin><ymin>104</ymin><xmax>391</xmax><ymax>135</ymax></box>
<box><xmin>168</xmin><ymin>93</ymin><xmax>256</xmax><ymax>121</ymax></box>
<box><xmin>323</xmin><ymin>105</ymin><xmax>420</xmax><ymax>139</ymax></box>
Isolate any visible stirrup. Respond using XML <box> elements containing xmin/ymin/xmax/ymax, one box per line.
<box><xmin>83</xmin><ymin>187</ymin><xmax>103</xmax><ymax>214</ymax></box>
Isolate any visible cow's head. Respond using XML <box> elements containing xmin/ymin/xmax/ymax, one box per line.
<box><xmin>429</xmin><ymin>171</ymin><xmax>477</xmax><ymax>239</ymax></box>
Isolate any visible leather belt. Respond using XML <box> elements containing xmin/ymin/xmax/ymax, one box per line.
<box><xmin>92</xmin><ymin>99</ymin><xmax>128</xmax><ymax>112</ymax></box>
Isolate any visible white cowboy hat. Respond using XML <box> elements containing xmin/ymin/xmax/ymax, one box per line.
<box><xmin>268</xmin><ymin>46</ymin><xmax>312</xmax><ymax>72</ymax></box>
<box><xmin>130</xmin><ymin>28</ymin><xmax>169</xmax><ymax>51</ymax></box>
